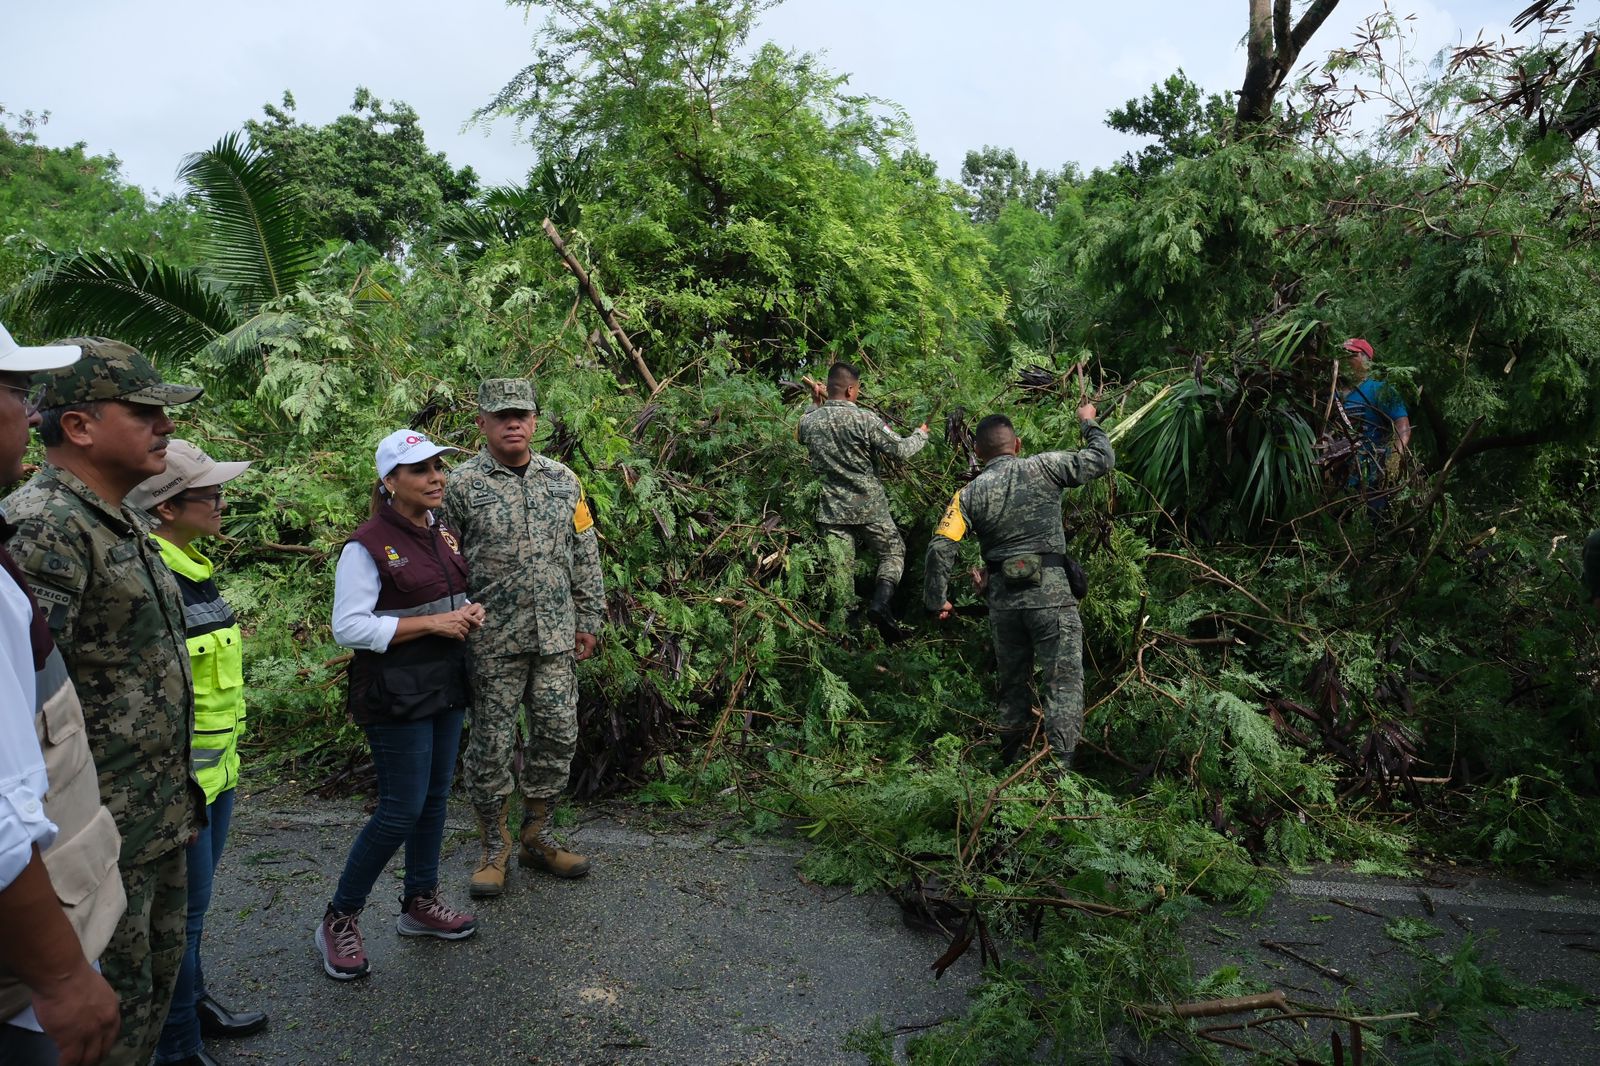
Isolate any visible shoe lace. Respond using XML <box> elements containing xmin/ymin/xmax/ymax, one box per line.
<box><xmin>412</xmin><ymin>889</ymin><xmax>466</xmax><ymax>924</ymax></box>
<box><xmin>328</xmin><ymin>911</ymin><xmax>363</xmax><ymax>956</ymax></box>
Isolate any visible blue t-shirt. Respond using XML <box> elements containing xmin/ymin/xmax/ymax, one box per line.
<box><xmin>1341</xmin><ymin>378</ymin><xmax>1407</xmax><ymax>484</ymax></box>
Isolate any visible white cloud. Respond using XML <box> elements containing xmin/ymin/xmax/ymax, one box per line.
<box><xmin>0</xmin><ymin>0</ymin><xmax>1569</xmax><ymax>197</ymax></box>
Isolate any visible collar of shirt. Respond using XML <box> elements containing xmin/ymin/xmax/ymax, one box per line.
<box><xmin>475</xmin><ymin>447</ymin><xmax>544</xmax><ymax>478</ymax></box>
<box><xmin>979</xmin><ymin>453</ymin><xmax>1019</xmax><ymax>471</ymax></box>
<box><xmin>38</xmin><ymin>462</ymin><xmax>141</xmax><ymax>534</ymax></box>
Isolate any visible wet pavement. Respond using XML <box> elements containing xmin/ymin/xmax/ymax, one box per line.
<box><xmin>197</xmin><ymin>789</ymin><xmax>979</xmax><ymax>1065</ymax></box>
<box><xmin>193</xmin><ymin>788</ymin><xmax>1600</xmax><ymax>1064</ymax></box>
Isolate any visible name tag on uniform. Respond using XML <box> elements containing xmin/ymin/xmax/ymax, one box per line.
<box><xmin>108</xmin><ymin>541</ymin><xmax>139</xmax><ymax>564</ymax></box>
<box><xmin>471</xmin><ymin>492</ymin><xmax>497</xmax><ymax>507</ymax></box>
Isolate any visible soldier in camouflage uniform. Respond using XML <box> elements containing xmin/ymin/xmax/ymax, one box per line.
<box><xmin>2</xmin><ymin>340</ymin><xmax>205</xmax><ymax>1066</ymax></box>
<box><xmin>796</xmin><ymin>362</ymin><xmax>928</xmax><ymax>632</ymax></box>
<box><xmin>443</xmin><ymin>378</ymin><xmax>604</xmax><ymax>897</ymax></box>
<box><xmin>924</xmin><ymin>404</ymin><xmax>1114</xmax><ymax>770</ymax></box>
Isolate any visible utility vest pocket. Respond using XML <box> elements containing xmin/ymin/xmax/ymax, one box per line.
<box><xmin>189</xmin><ymin>629</ymin><xmax>244</xmax><ymax>693</ymax></box>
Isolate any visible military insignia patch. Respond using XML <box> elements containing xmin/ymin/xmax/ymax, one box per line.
<box><xmin>440</xmin><ymin>528</ymin><xmax>461</xmax><ymax>553</ymax></box>
<box><xmin>29</xmin><ymin>583</ymin><xmax>72</xmax><ymax>631</ymax></box>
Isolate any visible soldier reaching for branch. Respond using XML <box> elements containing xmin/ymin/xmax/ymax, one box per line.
<box><xmin>923</xmin><ymin>402</ymin><xmax>1114</xmax><ymax>771</ymax></box>
<box><xmin>796</xmin><ymin>362</ymin><xmax>929</xmax><ymax>637</ymax></box>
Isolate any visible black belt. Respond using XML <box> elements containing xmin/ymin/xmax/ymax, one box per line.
<box><xmin>985</xmin><ymin>552</ymin><xmax>1065</xmax><ymax>575</ymax></box>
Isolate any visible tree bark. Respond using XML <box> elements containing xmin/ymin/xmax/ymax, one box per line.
<box><xmin>540</xmin><ymin>218</ymin><xmax>661</xmax><ymax>394</ymax></box>
<box><xmin>1236</xmin><ymin>0</ymin><xmax>1342</xmax><ymax>126</ymax></box>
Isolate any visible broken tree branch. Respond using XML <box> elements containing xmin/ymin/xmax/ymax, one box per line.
<box><xmin>1132</xmin><ymin>990</ymin><xmax>1291</xmax><ymax>1019</ymax></box>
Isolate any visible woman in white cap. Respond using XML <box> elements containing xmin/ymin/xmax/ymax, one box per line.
<box><xmin>314</xmin><ymin>430</ymin><xmax>485</xmax><ymax>981</ymax></box>
<box><xmin>128</xmin><ymin>441</ymin><xmax>267</xmax><ymax>1065</ymax></box>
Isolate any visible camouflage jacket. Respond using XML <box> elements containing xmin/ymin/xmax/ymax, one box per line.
<box><xmin>924</xmin><ymin>420</ymin><xmax>1115</xmax><ymax>612</ymax></box>
<box><xmin>1</xmin><ymin>463</ymin><xmax>201</xmax><ymax>866</ymax></box>
<box><xmin>443</xmin><ymin>448</ymin><xmax>604</xmax><ymax>658</ymax></box>
<box><xmin>796</xmin><ymin>400</ymin><xmax>928</xmax><ymax>525</ymax></box>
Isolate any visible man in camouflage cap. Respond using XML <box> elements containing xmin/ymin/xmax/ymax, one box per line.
<box><xmin>444</xmin><ymin>377</ymin><xmax>604</xmax><ymax>898</ymax></box>
<box><xmin>796</xmin><ymin>362</ymin><xmax>928</xmax><ymax>636</ymax></box>
<box><xmin>1</xmin><ymin>338</ymin><xmax>205</xmax><ymax>1066</ymax></box>
<box><xmin>923</xmin><ymin>401</ymin><xmax>1114</xmax><ymax>771</ymax></box>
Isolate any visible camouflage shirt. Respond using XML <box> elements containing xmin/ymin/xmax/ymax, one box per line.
<box><xmin>924</xmin><ymin>421</ymin><xmax>1115</xmax><ymax>611</ymax></box>
<box><xmin>443</xmin><ymin>448</ymin><xmax>604</xmax><ymax>658</ymax></box>
<box><xmin>1</xmin><ymin>463</ymin><xmax>200</xmax><ymax>866</ymax></box>
<box><xmin>796</xmin><ymin>399</ymin><xmax>928</xmax><ymax>524</ymax></box>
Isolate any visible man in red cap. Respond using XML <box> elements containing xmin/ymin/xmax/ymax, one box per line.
<box><xmin>1338</xmin><ymin>337</ymin><xmax>1410</xmax><ymax>488</ymax></box>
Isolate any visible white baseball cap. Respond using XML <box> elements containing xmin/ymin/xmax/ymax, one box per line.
<box><xmin>127</xmin><ymin>439</ymin><xmax>253</xmax><ymax>512</ymax></box>
<box><xmin>375</xmin><ymin>429</ymin><xmax>459</xmax><ymax>480</ymax></box>
<box><xmin>0</xmin><ymin>320</ymin><xmax>81</xmax><ymax>374</ymax></box>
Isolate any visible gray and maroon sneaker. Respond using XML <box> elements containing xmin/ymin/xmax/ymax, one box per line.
<box><xmin>397</xmin><ymin>889</ymin><xmax>478</xmax><ymax>940</ymax></box>
<box><xmin>315</xmin><ymin>906</ymin><xmax>370</xmax><ymax>980</ymax></box>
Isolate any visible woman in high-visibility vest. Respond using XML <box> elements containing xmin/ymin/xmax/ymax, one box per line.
<box><xmin>129</xmin><ymin>440</ymin><xmax>268</xmax><ymax>1066</ymax></box>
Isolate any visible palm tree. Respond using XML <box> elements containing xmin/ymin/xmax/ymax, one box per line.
<box><xmin>5</xmin><ymin>132</ymin><xmax>318</xmax><ymax>378</ymax></box>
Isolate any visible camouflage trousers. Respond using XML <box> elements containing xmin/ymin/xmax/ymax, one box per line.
<box><xmin>463</xmin><ymin>651</ymin><xmax>577</xmax><ymax>816</ymax></box>
<box><xmin>821</xmin><ymin>516</ymin><xmax>906</xmax><ymax>584</ymax></box>
<box><xmin>101</xmin><ymin>845</ymin><xmax>186</xmax><ymax>1066</ymax></box>
<box><xmin>990</xmin><ymin>604</ymin><xmax>1085</xmax><ymax>764</ymax></box>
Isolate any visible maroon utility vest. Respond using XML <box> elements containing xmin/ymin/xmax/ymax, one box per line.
<box><xmin>344</xmin><ymin>504</ymin><xmax>471</xmax><ymax>725</ymax></box>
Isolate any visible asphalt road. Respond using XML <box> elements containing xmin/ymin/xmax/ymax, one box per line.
<box><xmin>196</xmin><ymin>790</ymin><xmax>979</xmax><ymax>1066</ymax></box>
<box><xmin>192</xmin><ymin>789</ymin><xmax>1600</xmax><ymax>1065</ymax></box>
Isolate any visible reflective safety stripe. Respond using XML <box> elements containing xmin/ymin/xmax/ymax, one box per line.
<box><xmin>374</xmin><ymin>591</ymin><xmax>470</xmax><ymax>620</ymax></box>
<box><xmin>192</xmin><ymin>747</ymin><xmax>226</xmax><ymax>770</ymax></box>
<box><xmin>934</xmin><ymin>492</ymin><xmax>968</xmax><ymax>541</ymax></box>
<box><xmin>182</xmin><ymin>593</ymin><xmax>234</xmax><ymax>634</ymax></box>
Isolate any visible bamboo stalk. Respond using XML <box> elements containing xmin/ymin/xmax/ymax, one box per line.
<box><xmin>540</xmin><ymin>218</ymin><xmax>661</xmax><ymax>394</ymax></box>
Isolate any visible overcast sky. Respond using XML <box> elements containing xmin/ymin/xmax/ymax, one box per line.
<box><xmin>1</xmin><ymin>0</ymin><xmax>1539</xmax><ymax>198</ymax></box>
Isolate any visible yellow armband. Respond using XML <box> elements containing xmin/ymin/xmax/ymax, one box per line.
<box><xmin>573</xmin><ymin>487</ymin><xmax>595</xmax><ymax>534</ymax></box>
<box><xmin>934</xmin><ymin>492</ymin><xmax>967</xmax><ymax>541</ymax></box>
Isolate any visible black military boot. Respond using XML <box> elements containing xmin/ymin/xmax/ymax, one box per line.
<box><xmin>865</xmin><ymin>578</ymin><xmax>906</xmax><ymax>640</ymax></box>
<box><xmin>997</xmin><ymin>726</ymin><xmax>1029</xmax><ymax>766</ymax></box>
<box><xmin>196</xmin><ymin>992</ymin><xmax>268</xmax><ymax>1038</ymax></box>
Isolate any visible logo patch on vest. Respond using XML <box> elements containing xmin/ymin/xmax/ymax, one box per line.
<box><xmin>440</xmin><ymin>528</ymin><xmax>461</xmax><ymax>554</ymax></box>
<box><xmin>383</xmin><ymin>545</ymin><xmax>407</xmax><ymax>568</ymax></box>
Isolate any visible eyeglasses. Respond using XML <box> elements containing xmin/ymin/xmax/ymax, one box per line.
<box><xmin>0</xmin><ymin>380</ymin><xmax>48</xmax><ymax>415</ymax></box>
<box><xmin>176</xmin><ymin>490</ymin><xmax>224</xmax><ymax>508</ymax></box>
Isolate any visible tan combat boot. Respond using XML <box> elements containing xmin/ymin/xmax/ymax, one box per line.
<box><xmin>469</xmin><ymin>800</ymin><xmax>513</xmax><ymax>898</ymax></box>
<box><xmin>518</xmin><ymin>798</ymin><xmax>591</xmax><ymax>878</ymax></box>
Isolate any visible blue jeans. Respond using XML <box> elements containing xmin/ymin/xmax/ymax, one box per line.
<box><xmin>154</xmin><ymin>786</ymin><xmax>236</xmax><ymax>1063</ymax></box>
<box><xmin>331</xmin><ymin>710</ymin><xmax>464</xmax><ymax>913</ymax></box>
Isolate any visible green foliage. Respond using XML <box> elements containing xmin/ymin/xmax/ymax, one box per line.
<box><xmin>481</xmin><ymin>0</ymin><xmax>1004</xmax><ymax>371</ymax></box>
<box><xmin>0</xmin><ymin>106</ymin><xmax>204</xmax><ymax>327</ymax></box>
<box><xmin>245</xmin><ymin>88</ymin><xmax>478</xmax><ymax>253</ymax></box>
<box><xmin>1105</xmin><ymin>69</ymin><xmax>1232</xmax><ymax>175</ymax></box>
<box><xmin>11</xmin><ymin>7</ymin><xmax>1600</xmax><ymax>1061</ymax></box>
<box><xmin>6</xmin><ymin>132</ymin><xmax>321</xmax><ymax>373</ymax></box>
<box><xmin>957</xmin><ymin>146</ymin><xmax>1070</xmax><ymax>223</ymax></box>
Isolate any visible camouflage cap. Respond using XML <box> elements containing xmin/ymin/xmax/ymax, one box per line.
<box><xmin>477</xmin><ymin>378</ymin><xmax>538</xmax><ymax>414</ymax></box>
<box><xmin>39</xmin><ymin>338</ymin><xmax>203</xmax><ymax>409</ymax></box>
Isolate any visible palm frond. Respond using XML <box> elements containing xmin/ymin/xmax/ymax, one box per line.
<box><xmin>193</xmin><ymin>310</ymin><xmax>305</xmax><ymax>377</ymax></box>
<box><xmin>178</xmin><ymin>132</ymin><xmax>318</xmax><ymax>310</ymax></box>
<box><xmin>4</xmin><ymin>249</ymin><xmax>234</xmax><ymax>361</ymax></box>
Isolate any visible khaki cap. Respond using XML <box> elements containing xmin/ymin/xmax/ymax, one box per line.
<box><xmin>127</xmin><ymin>439</ymin><xmax>252</xmax><ymax>512</ymax></box>
<box><xmin>477</xmin><ymin>378</ymin><xmax>538</xmax><ymax>414</ymax></box>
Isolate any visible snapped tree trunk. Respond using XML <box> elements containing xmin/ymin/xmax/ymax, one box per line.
<box><xmin>1235</xmin><ymin>0</ymin><xmax>1341</xmax><ymax>127</ymax></box>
